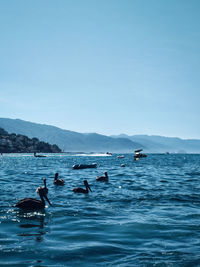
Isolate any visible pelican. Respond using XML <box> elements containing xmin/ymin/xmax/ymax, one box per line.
<box><xmin>15</xmin><ymin>178</ymin><xmax>52</xmax><ymax>210</ymax></box>
<box><xmin>54</xmin><ymin>172</ymin><xmax>64</xmax><ymax>186</ymax></box>
<box><xmin>96</xmin><ymin>171</ymin><xmax>108</xmax><ymax>182</ymax></box>
<box><xmin>73</xmin><ymin>180</ymin><xmax>92</xmax><ymax>194</ymax></box>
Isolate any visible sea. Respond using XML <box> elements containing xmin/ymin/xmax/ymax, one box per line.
<box><xmin>0</xmin><ymin>153</ymin><xmax>200</xmax><ymax>267</ymax></box>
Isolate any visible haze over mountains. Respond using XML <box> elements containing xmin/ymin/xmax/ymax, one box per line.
<box><xmin>111</xmin><ymin>134</ymin><xmax>200</xmax><ymax>153</ymax></box>
<box><xmin>0</xmin><ymin>118</ymin><xmax>200</xmax><ymax>153</ymax></box>
<box><xmin>0</xmin><ymin>118</ymin><xmax>141</xmax><ymax>152</ymax></box>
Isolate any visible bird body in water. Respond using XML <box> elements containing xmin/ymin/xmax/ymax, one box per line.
<box><xmin>96</xmin><ymin>172</ymin><xmax>108</xmax><ymax>182</ymax></box>
<box><xmin>73</xmin><ymin>180</ymin><xmax>92</xmax><ymax>194</ymax></box>
<box><xmin>54</xmin><ymin>172</ymin><xmax>64</xmax><ymax>186</ymax></box>
<box><xmin>16</xmin><ymin>179</ymin><xmax>52</xmax><ymax>210</ymax></box>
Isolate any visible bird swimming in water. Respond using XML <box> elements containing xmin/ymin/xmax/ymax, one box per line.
<box><xmin>96</xmin><ymin>171</ymin><xmax>108</xmax><ymax>182</ymax></box>
<box><xmin>73</xmin><ymin>180</ymin><xmax>92</xmax><ymax>194</ymax></box>
<box><xmin>54</xmin><ymin>172</ymin><xmax>64</xmax><ymax>186</ymax></box>
<box><xmin>15</xmin><ymin>178</ymin><xmax>52</xmax><ymax>210</ymax></box>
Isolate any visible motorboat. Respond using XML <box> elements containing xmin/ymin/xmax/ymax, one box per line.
<box><xmin>117</xmin><ymin>155</ymin><xmax>125</xmax><ymax>158</ymax></box>
<box><xmin>34</xmin><ymin>152</ymin><xmax>46</xmax><ymax>158</ymax></box>
<box><xmin>134</xmin><ymin>149</ymin><xmax>147</xmax><ymax>160</ymax></box>
<box><xmin>72</xmin><ymin>163</ymin><xmax>97</xmax><ymax>169</ymax></box>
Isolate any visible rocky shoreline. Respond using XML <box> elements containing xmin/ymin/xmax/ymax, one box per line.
<box><xmin>0</xmin><ymin>128</ymin><xmax>61</xmax><ymax>153</ymax></box>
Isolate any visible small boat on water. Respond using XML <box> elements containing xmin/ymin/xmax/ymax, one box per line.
<box><xmin>134</xmin><ymin>149</ymin><xmax>147</xmax><ymax>160</ymax></box>
<box><xmin>117</xmin><ymin>155</ymin><xmax>125</xmax><ymax>158</ymax></box>
<box><xmin>34</xmin><ymin>152</ymin><xmax>46</xmax><ymax>158</ymax></box>
<box><xmin>106</xmin><ymin>152</ymin><xmax>112</xmax><ymax>156</ymax></box>
<box><xmin>72</xmin><ymin>163</ymin><xmax>97</xmax><ymax>170</ymax></box>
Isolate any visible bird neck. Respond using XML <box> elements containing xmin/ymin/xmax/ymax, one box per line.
<box><xmin>55</xmin><ymin>174</ymin><xmax>59</xmax><ymax>181</ymax></box>
<box><xmin>85</xmin><ymin>184</ymin><xmax>88</xmax><ymax>192</ymax></box>
<box><xmin>39</xmin><ymin>192</ymin><xmax>45</xmax><ymax>203</ymax></box>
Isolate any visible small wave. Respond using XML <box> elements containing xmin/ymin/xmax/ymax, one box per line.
<box><xmin>73</xmin><ymin>153</ymin><xmax>111</xmax><ymax>157</ymax></box>
<box><xmin>185</xmin><ymin>171</ymin><xmax>200</xmax><ymax>177</ymax></box>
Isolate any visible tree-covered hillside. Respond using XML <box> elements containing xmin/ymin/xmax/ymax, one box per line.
<box><xmin>0</xmin><ymin>128</ymin><xmax>61</xmax><ymax>153</ymax></box>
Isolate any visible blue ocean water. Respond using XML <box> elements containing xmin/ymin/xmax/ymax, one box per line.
<box><xmin>0</xmin><ymin>153</ymin><xmax>200</xmax><ymax>266</ymax></box>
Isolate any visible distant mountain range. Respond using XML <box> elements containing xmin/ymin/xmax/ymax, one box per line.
<box><xmin>0</xmin><ymin>118</ymin><xmax>200</xmax><ymax>153</ymax></box>
<box><xmin>111</xmin><ymin>134</ymin><xmax>200</xmax><ymax>153</ymax></box>
<box><xmin>0</xmin><ymin>118</ymin><xmax>142</xmax><ymax>152</ymax></box>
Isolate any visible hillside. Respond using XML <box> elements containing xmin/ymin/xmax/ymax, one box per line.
<box><xmin>112</xmin><ymin>134</ymin><xmax>200</xmax><ymax>153</ymax></box>
<box><xmin>0</xmin><ymin>127</ymin><xmax>61</xmax><ymax>153</ymax></box>
<box><xmin>0</xmin><ymin>118</ymin><xmax>142</xmax><ymax>152</ymax></box>
<box><xmin>1</xmin><ymin>118</ymin><xmax>200</xmax><ymax>153</ymax></box>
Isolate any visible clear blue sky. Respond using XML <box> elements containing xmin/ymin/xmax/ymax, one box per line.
<box><xmin>1</xmin><ymin>0</ymin><xmax>200</xmax><ymax>139</ymax></box>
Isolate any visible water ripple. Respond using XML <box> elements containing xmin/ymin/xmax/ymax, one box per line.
<box><xmin>0</xmin><ymin>153</ymin><xmax>200</xmax><ymax>266</ymax></box>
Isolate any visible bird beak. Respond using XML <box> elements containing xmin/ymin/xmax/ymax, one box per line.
<box><xmin>87</xmin><ymin>185</ymin><xmax>92</xmax><ymax>192</ymax></box>
<box><xmin>44</xmin><ymin>195</ymin><xmax>52</xmax><ymax>206</ymax></box>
